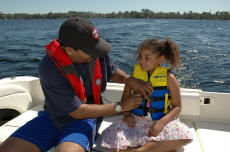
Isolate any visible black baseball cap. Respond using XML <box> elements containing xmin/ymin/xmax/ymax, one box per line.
<box><xmin>58</xmin><ymin>17</ymin><xmax>112</xmax><ymax>58</ymax></box>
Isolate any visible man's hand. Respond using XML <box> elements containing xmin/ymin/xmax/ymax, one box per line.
<box><xmin>120</xmin><ymin>94</ymin><xmax>143</xmax><ymax>112</ymax></box>
<box><xmin>110</xmin><ymin>69</ymin><xmax>153</xmax><ymax>101</ymax></box>
<box><xmin>126</xmin><ymin>76</ymin><xmax>153</xmax><ymax>101</ymax></box>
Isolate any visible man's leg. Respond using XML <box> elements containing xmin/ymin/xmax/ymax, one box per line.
<box><xmin>56</xmin><ymin>118</ymin><xmax>99</xmax><ymax>152</ymax></box>
<box><xmin>0</xmin><ymin>137</ymin><xmax>40</xmax><ymax>152</ymax></box>
<box><xmin>0</xmin><ymin>111</ymin><xmax>59</xmax><ymax>152</ymax></box>
<box><xmin>56</xmin><ymin>142</ymin><xmax>86</xmax><ymax>152</ymax></box>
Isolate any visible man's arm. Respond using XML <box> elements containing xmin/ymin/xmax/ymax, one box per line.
<box><xmin>109</xmin><ymin>68</ymin><xmax>130</xmax><ymax>83</ymax></box>
<box><xmin>69</xmin><ymin>94</ymin><xmax>143</xmax><ymax>119</ymax></box>
<box><xmin>110</xmin><ymin>68</ymin><xmax>153</xmax><ymax>100</ymax></box>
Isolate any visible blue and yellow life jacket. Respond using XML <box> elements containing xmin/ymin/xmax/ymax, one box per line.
<box><xmin>131</xmin><ymin>64</ymin><xmax>172</xmax><ymax>120</ymax></box>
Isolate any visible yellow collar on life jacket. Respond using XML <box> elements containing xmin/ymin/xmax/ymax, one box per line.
<box><xmin>133</xmin><ymin>64</ymin><xmax>169</xmax><ymax>87</ymax></box>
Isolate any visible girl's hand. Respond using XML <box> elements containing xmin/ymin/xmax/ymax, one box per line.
<box><xmin>123</xmin><ymin>113</ymin><xmax>136</xmax><ymax>128</ymax></box>
<box><xmin>148</xmin><ymin>120</ymin><xmax>165</xmax><ymax>137</ymax></box>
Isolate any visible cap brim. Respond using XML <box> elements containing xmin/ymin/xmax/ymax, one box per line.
<box><xmin>84</xmin><ymin>38</ymin><xmax>112</xmax><ymax>58</ymax></box>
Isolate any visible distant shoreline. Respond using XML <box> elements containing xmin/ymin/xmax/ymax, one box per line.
<box><xmin>0</xmin><ymin>10</ymin><xmax>230</xmax><ymax>20</ymax></box>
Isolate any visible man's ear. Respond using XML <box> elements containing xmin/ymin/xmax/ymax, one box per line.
<box><xmin>64</xmin><ymin>47</ymin><xmax>75</xmax><ymax>56</ymax></box>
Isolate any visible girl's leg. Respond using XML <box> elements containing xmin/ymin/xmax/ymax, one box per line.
<box><xmin>130</xmin><ymin>139</ymin><xmax>192</xmax><ymax>152</ymax></box>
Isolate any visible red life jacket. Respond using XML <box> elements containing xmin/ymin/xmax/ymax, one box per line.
<box><xmin>45</xmin><ymin>39</ymin><xmax>102</xmax><ymax>104</ymax></box>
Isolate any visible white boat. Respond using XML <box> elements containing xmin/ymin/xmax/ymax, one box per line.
<box><xmin>0</xmin><ymin>76</ymin><xmax>230</xmax><ymax>152</ymax></box>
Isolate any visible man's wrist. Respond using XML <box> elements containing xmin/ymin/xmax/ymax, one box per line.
<box><xmin>123</xmin><ymin>111</ymin><xmax>131</xmax><ymax>116</ymax></box>
<box><xmin>114</xmin><ymin>102</ymin><xmax>122</xmax><ymax>112</ymax></box>
<box><xmin>124</xmin><ymin>75</ymin><xmax>131</xmax><ymax>85</ymax></box>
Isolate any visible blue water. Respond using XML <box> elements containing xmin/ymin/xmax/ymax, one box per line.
<box><xmin>0</xmin><ymin>19</ymin><xmax>230</xmax><ymax>93</ymax></box>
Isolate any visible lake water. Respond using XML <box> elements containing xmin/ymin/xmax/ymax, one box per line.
<box><xmin>0</xmin><ymin>18</ymin><xmax>230</xmax><ymax>93</ymax></box>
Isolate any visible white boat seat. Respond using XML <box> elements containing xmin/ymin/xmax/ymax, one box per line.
<box><xmin>195</xmin><ymin>121</ymin><xmax>230</xmax><ymax>152</ymax></box>
<box><xmin>0</xmin><ymin>84</ymin><xmax>33</xmax><ymax>113</ymax></box>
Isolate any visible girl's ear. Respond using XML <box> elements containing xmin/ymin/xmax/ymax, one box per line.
<box><xmin>159</xmin><ymin>55</ymin><xmax>166</xmax><ymax>64</ymax></box>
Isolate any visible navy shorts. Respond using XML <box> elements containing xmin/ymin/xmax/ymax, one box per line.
<box><xmin>11</xmin><ymin>111</ymin><xmax>99</xmax><ymax>152</ymax></box>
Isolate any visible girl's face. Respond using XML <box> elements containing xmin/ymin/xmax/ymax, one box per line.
<box><xmin>138</xmin><ymin>48</ymin><xmax>165</xmax><ymax>73</ymax></box>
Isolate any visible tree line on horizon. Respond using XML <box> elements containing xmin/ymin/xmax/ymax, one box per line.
<box><xmin>0</xmin><ymin>9</ymin><xmax>230</xmax><ymax>20</ymax></box>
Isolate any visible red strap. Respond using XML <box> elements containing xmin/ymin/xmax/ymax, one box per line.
<box><xmin>92</xmin><ymin>59</ymin><xmax>102</xmax><ymax>104</ymax></box>
<box><xmin>45</xmin><ymin>40</ymin><xmax>102</xmax><ymax>104</ymax></box>
<box><xmin>45</xmin><ymin>40</ymin><xmax>72</xmax><ymax>66</ymax></box>
<box><xmin>45</xmin><ymin>40</ymin><xmax>86</xmax><ymax>101</ymax></box>
<box><xmin>67</xmin><ymin>74</ymin><xmax>86</xmax><ymax>101</ymax></box>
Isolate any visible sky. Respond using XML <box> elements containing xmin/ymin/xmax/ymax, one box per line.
<box><xmin>1</xmin><ymin>0</ymin><xmax>230</xmax><ymax>14</ymax></box>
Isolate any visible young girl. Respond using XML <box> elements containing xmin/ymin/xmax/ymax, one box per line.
<box><xmin>102</xmin><ymin>38</ymin><xmax>193</xmax><ymax>152</ymax></box>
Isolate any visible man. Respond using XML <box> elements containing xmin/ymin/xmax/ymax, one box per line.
<box><xmin>0</xmin><ymin>17</ymin><xmax>153</xmax><ymax>152</ymax></box>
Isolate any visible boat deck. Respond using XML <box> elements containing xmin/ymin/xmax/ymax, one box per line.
<box><xmin>0</xmin><ymin>77</ymin><xmax>230</xmax><ymax>152</ymax></box>
<box><xmin>1</xmin><ymin>104</ymin><xmax>230</xmax><ymax>152</ymax></box>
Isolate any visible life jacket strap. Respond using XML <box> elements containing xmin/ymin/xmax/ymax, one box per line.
<box><xmin>136</xmin><ymin>100</ymin><xmax>148</xmax><ymax>116</ymax></box>
<box><xmin>138</xmin><ymin>106</ymin><xmax>148</xmax><ymax>116</ymax></box>
<box><xmin>153</xmin><ymin>86</ymin><xmax>168</xmax><ymax>90</ymax></box>
<box><xmin>149</xmin><ymin>108</ymin><xmax>164</xmax><ymax>113</ymax></box>
<box><xmin>150</xmin><ymin>96</ymin><xmax>171</xmax><ymax>102</ymax></box>
<box><xmin>150</xmin><ymin>106</ymin><xmax>170</xmax><ymax>113</ymax></box>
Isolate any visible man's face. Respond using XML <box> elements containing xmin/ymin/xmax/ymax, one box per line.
<box><xmin>64</xmin><ymin>47</ymin><xmax>93</xmax><ymax>63</ymax></box>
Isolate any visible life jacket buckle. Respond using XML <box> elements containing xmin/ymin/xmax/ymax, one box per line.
<box><xmin>95</xmin><ymin>78</ymin><xmax>101</xmax><ymax>86</ymax></box>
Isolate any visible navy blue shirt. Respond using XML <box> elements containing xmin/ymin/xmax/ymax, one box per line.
<box><xmin>39</xmin><ymin>54</ymin><xmax>118</xmax><ymax>130</ymax></box>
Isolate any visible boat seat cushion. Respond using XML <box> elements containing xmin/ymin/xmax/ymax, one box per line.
<box><xmin>0</xmin><ymin>84</ymin><xmax>33</xmax><ymax>113</ymax></box>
